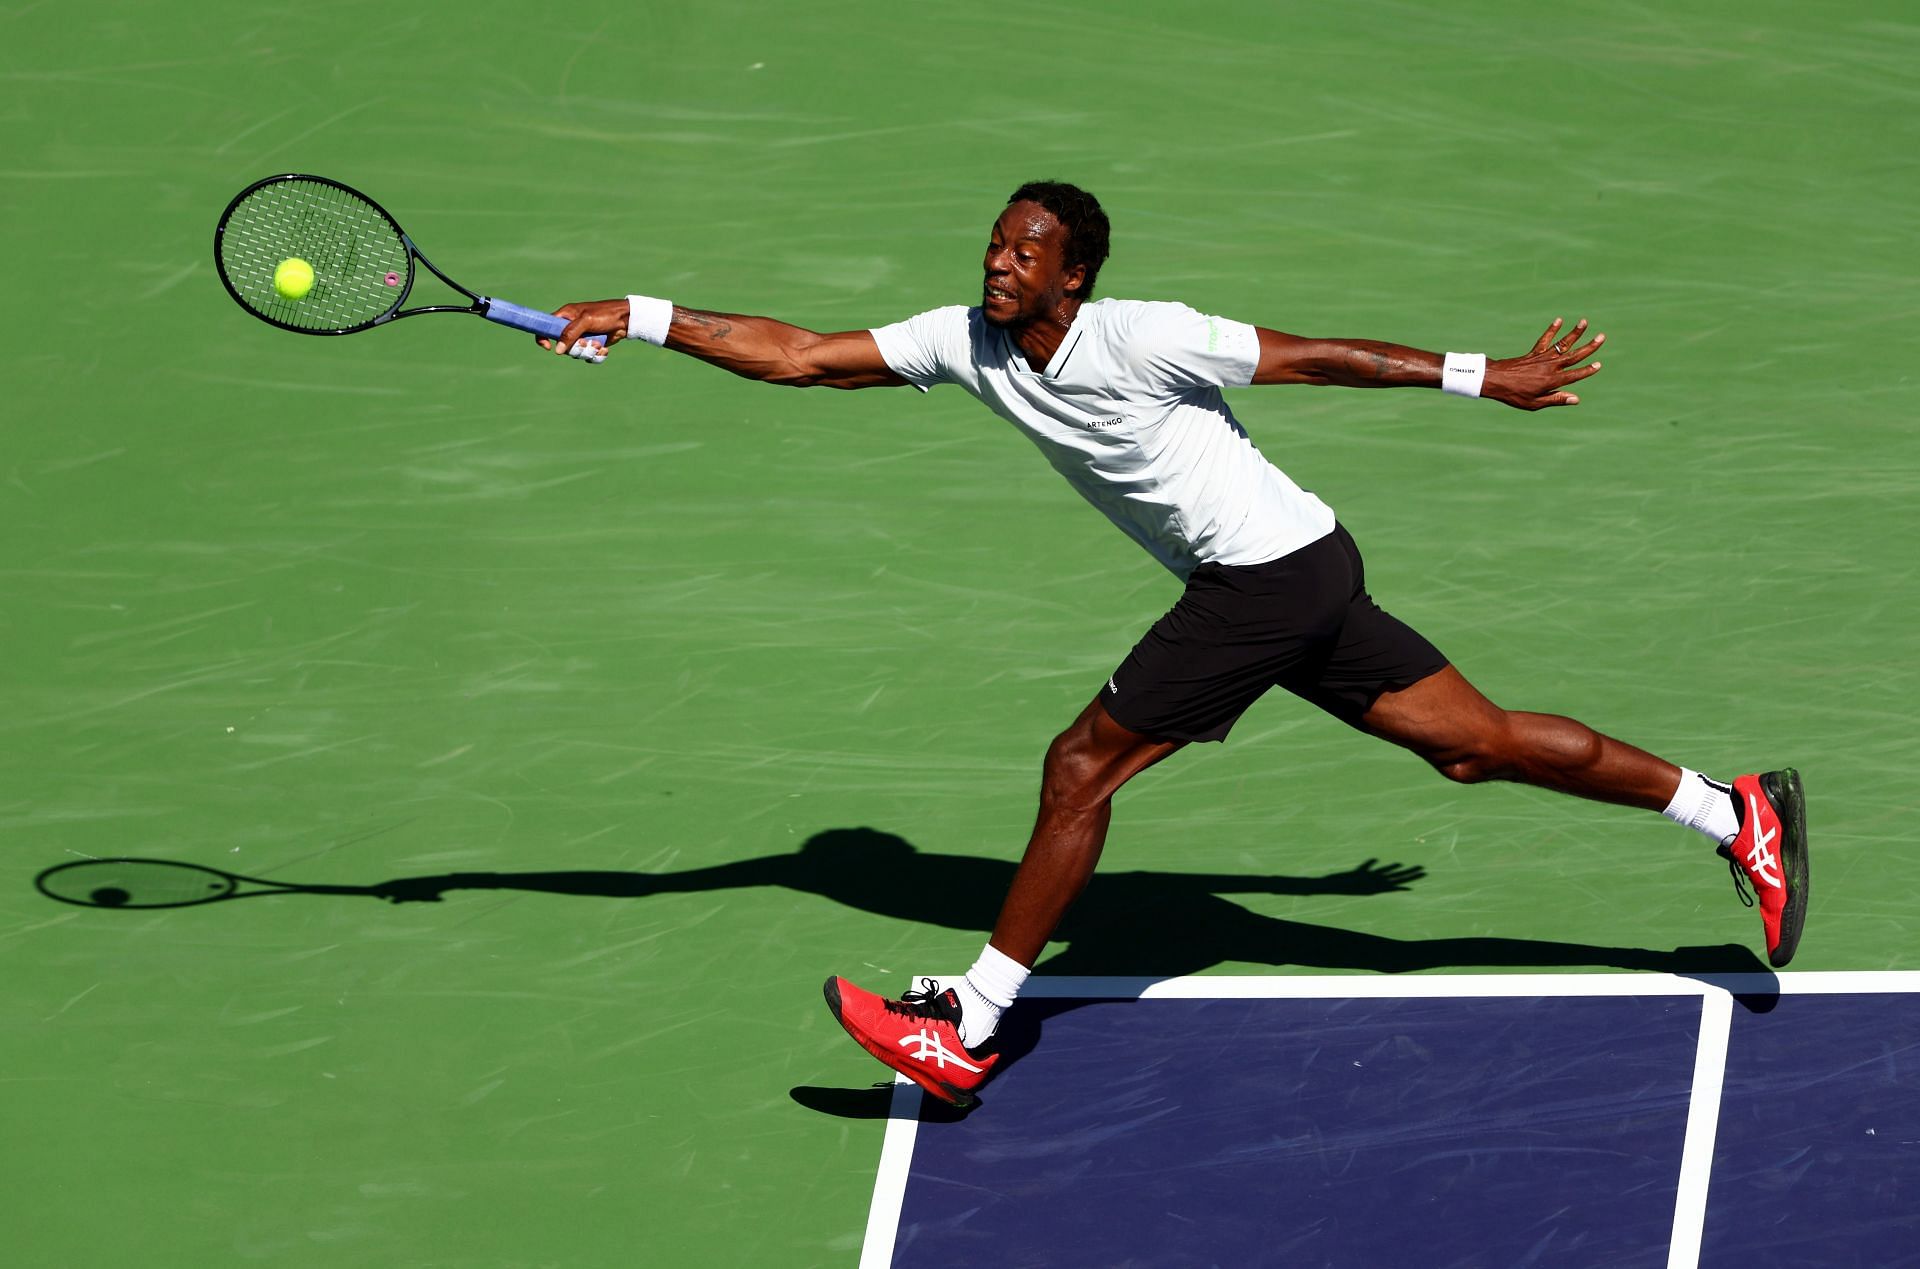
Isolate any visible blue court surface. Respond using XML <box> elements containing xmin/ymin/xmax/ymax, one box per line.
<box><xmin>859</xmin><ymin>974</ymin><xmax>1920</xmax><ymax>1269</ymax></box>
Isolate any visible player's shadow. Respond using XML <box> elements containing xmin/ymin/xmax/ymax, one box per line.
<box><xmin>44</xmin><ymin>827</ymin><xmax>1769</xmax><ymax>983</ymax></box>
<box><xmin>317</xmin><ymin>826</ymin><xmax>1762</xmax><ymax>978</ymax></box>
<box><xmin>37</xmin><ymin>826</ymin><xmax>1777</xmax><ymax>1117</ymax></box>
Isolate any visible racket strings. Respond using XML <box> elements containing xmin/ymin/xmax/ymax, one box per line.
<box><xmin>36</xmin><ymin>859</ymin><xmax>238</xmax><ymax>908</ymax></box>
<box><xmin>218</xmin><ymin>179</ymin><xmax>410</xmax><ymax>332</ymax></box>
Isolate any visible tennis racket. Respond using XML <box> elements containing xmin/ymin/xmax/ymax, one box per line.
<box><xmin>36</xmin><ymin>857</ymin><xmax>383</xmax><ymax>909</ymax></box>
<box><xmin>213</xmin><ymin>173</ymin><xmax>603</xmax><ymax>350</ymax></box>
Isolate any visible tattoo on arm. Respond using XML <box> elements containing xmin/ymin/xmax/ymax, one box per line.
<box><xmin>1342</xmin><ymin>346</ymin><xmax>1394</xmax><ymax>382</ymax></box>
<box><xmin>675</xmin><ymin>308</ymin><xmax>733</xmax><ymax>342</ymax></box>
<box><xmin>1255</xmin><ymin>329</ymin><xmax>1445</xmax><ymax>390</ymax></box>
<box><xmin>1334</xmin><ymin>342</ymin><xmax>1431</xmax><ymax>388</ymax></box>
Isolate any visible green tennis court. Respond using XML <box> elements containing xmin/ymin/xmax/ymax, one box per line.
<box><xmin>5</xmin><ymin>2</ymin><xmax>1915</xmax><ymax>1263</ymax></box>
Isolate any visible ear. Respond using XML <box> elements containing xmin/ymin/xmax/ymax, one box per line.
<box><xmin>1062</xmin><ymin>260</ymin><xmax>1088</xmax><ymax>298</ymax></box>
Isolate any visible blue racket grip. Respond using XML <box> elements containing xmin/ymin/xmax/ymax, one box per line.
<box><xmin>482</xmin><ymin>297</ymin><xmax>607</xmax><ymax>346</ymax></box>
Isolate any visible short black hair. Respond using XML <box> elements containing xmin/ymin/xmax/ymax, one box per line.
<box><xmin>1008</xmin><ymin>180</ymin><xmax>1110</xmax><ymax>300</ymax></box>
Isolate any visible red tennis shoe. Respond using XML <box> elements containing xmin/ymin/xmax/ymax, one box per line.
<box><xmin>1719</xmin><ymin>769</ymin><xmax>1809</xmax><ymax>968</ymax></box>
<box><xmin>824</xmin><ymin>975</ymin><xmax>998</xmax><ymax>1108</ymax></box>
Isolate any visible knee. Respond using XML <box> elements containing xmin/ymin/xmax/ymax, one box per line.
<box><xmin>1425</xmin><ymin>714</ymin><xmax>1519</xmax><ymax>786</ymax></box>
<box><xmin>1432</xmin><ymin>753</ymin><xmax>1501</xmax><ymax>785</ymax></box>
<box><xmin>1039</xmin><ymin>723</ymin><xmax>1110</xmax><ymax>813</ymax></box>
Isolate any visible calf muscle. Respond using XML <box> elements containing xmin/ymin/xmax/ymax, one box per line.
<box><xmin>988</xmin><ymin>700</ymin><xmax>1181</xmax><ymax>965</ymax></box>
<box><xmin>1363</xmin><ymin>667</ymin><xmax>1678</xmax><ymax>812</ymax></box>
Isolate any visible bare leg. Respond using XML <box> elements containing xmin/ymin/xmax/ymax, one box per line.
<box><xmin>1360</xmin><ymin>665</ymin><xmax>1680</xmax><ymax>810</ymax></box>
<box><xmin>988</xmin><ymin>697</ymin><xmax>1183</xmax><ymax>965</ymax></box>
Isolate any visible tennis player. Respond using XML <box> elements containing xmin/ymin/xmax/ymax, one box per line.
<box><xmin>544</xmin><ymin>181</ymin><xmax>1807</xmax><ymax>1108</ymax></box>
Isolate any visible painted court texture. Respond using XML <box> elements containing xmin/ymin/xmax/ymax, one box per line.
<box><xmin>4</xmin><ymin>2</ymin><xmax>1916</xmax><ymax>1265</ymax></box>
<box><xmin>866</xmin><ymin>976</ymin><xmax>1920</xmax><ymax>1267</ymax></box>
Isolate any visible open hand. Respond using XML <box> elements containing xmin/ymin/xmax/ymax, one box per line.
<box><xmin>1314</xmin><ymin>858</ymin><xmax>1427</xmax><ymax>894</ymax></box>
<box><xmin>1484</xmin><ymin>318</ymin><xmax>1604</xmax><ymax>410</ymax></box>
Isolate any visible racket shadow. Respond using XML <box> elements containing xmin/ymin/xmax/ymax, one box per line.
<box><xmin>35</xmin><ymin>832</ymin><xmax>1779</xmax><ymax>1120</ymax></box>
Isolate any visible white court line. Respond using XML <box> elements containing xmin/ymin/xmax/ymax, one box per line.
<box><xmin>1668</xmin><ymin>990</ymin><xmax>1733</xmax><ymax>1269</ymax></box>
<box><xmin>856</xmin><ymin>971</ymin><xmax>1920</xmax><ymax>1269</ymax></box>
<box><xmin>858</xmin><ymin>1075</ymin><xmax>923</xmax><ymax>1269</ymax></box>
<box><xmin>1021</xmin><ymin>970</ymin><xmax>1920</xmax><ymax>1000</ymax></box>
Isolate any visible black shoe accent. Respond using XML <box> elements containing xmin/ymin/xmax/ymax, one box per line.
<box><xmin>893</xmin><ymin>980</ymin><xmax>995</xmax><ymax>1060</ymax></box>
<box><xmin>890</xmin><ymin>978</ymin><xmax>962</xmax><ymax>1022</ymax></box>
<box><xmin>1763</xmin><ymin>768</ymin><xmax>1809</xmax><ymax>968</ymax></box>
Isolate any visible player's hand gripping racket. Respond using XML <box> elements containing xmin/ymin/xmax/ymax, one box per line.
<box><xmin>214</xmin><ymin>173</ymin><xmax>606</xmax><ymax>359</ymax></box>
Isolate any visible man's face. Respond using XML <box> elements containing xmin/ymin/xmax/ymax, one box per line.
<box><xmin>981</xmin><ymin>201</ymin><xmax>1086</xmax><ymax>328</ymax></box>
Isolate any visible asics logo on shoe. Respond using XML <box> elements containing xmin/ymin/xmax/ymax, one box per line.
<box><xmin>898</xmin><ymin>1027</ymin><xmax>983</xmax><ymax>1073</ymax></box>
<box><xmin>1745</xmin><ymin>793</ymin><xmax>1783</xmax><ymax>888</ymax></box>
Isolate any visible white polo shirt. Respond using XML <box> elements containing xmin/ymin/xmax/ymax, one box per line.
<box><xmin>871</xmin><ymin>298</ymin><xmax>1336</xmax><ymax>579</ymax></box>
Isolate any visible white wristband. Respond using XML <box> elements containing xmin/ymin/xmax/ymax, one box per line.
<box><xmin>1441</xmin><ymin>351</ymin><xmax>1486</xmax><ymax>398</ymax></box>
<box><xmin>626</xmin><ymin>294</ymin><xmax>673</xmax><ymax>346</ymax></box>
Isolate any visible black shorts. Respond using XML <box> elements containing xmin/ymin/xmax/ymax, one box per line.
<box><xmin>1101</xmin><ymin>524</ymin><xmax>1448</xmax><ymax>743</ymax></box>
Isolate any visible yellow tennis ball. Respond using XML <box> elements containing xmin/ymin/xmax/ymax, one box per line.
<box><xmin>273</xmin><ymin>257</ymin><xmax>315</xmax><ymax>301</ymax></box>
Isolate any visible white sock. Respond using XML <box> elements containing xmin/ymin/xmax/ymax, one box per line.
<box><xmin>1662</xmin><ymin>768</ymin><xmax>1739</xmax><ymax>846</ymax></box>
<box><xmin>954</xmin><ymin>943</ymin><xmax>1029</xmax><ymax>1049</ymax></box>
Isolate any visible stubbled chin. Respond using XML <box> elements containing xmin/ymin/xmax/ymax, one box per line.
<box><xmin>981</xmin><ymin>297</ymin><xmax>1015</xmax><ymax>326</ymax></box>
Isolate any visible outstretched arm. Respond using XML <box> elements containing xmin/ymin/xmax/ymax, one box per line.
<box><xmin>1252</xmin><ymin>318</ymin><xmax>1604</xmax><ymax>411</ymax></box>
<box><xmin>539</xmin><ymin>297</ymin><xmax>908</xmax><ymax>390</ymax></box>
